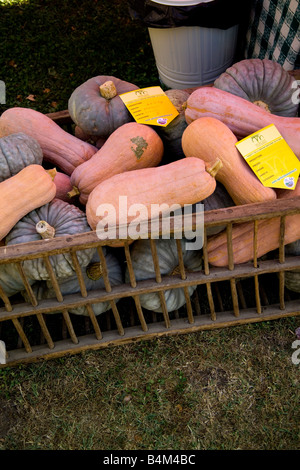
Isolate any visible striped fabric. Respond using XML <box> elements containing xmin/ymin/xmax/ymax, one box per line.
<box><xmin>244</xmin><ymin>0</ymin><xmax>300</xmax><ymax>70</ymax></box>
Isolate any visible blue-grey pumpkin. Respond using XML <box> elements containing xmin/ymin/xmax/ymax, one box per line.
<box><xmin>5</xmin><ymin>199</ymin><xmax>96</xmax><ymax>281</ymax></box>
<box><xmin>28</xmin><ymin>250</ymin><xmax>123</xmax><ymax>316</ymax></box>
<box><xmin>68</xmin><ymin>75</ymin><xmax>139</xmax><ymax>138</ymax></box>
<box><xmin>214</xmin><ymin>58</ymin><xmax>299</xmax><ymax>117</ymax></box>
<box><xmin>0</xmin><ymin>262</ymin><xmax>34</xmax><ymax>297</ymax></box>
<box><xmin>125</xmin><ymin>238</ymin><xmax>202</xmax><ymax>313</ymax></box>
<box><xmin>0</xmin><ymin>132</ymin><xmax>43</xmax><ymax>181</ymax></box>
<box><xmin>284</xmin><ymin>240</ymin><xmax>300</xmax><ymax>293</ymax></box>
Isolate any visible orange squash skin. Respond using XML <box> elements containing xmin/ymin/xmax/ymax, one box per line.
<box><xmin>70</xmin><ymin>122</ymin><xmax>164</xmax><ymax>205</ymax></box>
<box><xmin>181</xmin><ymin>117</ymin><xmax>277</xmax><ymax>205</ymax></box>
<box><xmin>0</xmin><ymin>164</ymin><xmax>56</xmax><ymax>240</ymax></box>
<box><xmin>86</xmin><ymin>157</ymin><xmax>218</xmax><ymax>232</ymax></box>
<box><xmin>0</xmin><ymin>107</ymin><xmax>97</xmax><ymax>175</ymax></box>
<box><xmin>184</xmin><ymin>87</ymin><xmax>300</xmax><ymax>159</ymax></box>
<box><xmin>207</xmin><ymin>182</ymin><xmax>300</xmax><ymax>267</ymax></box>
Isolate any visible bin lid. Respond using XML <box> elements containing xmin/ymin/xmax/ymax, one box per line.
<box><xmin>150</xmin><ymin>0</ymin><xmax>214</xmax><ymax>6</ymax></box>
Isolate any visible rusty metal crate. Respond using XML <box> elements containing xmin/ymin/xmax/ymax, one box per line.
<box><xmin>0</xmin><ymin>110</ymin><xmax>300</xmax><ymax>367</ymax></box>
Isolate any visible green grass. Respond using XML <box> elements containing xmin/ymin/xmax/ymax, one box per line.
<box><xmin>0</xmin><ymin>0</ymin><xmax>300</xmax><ymax>452</ymax></box>
<box><xmin>0</xmin><ymin>0</ymin><xmax>159</xmax><ymax>114</ymax></box>
<box><xmin>1</xmin><ymin>318</ymin><xmax>299</xmax><ymax>450</ymax></box>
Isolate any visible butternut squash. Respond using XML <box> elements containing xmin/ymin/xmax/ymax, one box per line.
<box><xmin>0</xmin><ymin>107</ymin><xmax>97</xmax><ymax>175</ymax></box>
<box><xmin>0</xmin><ymin>164</ymin><xmax>56</xmax><ymax>240</ymax></box>
<box><xmin>53</xmin><ymin>171</ymin><xmax>73</xmax><ymax>202</ymax></box>
<box><xmin>181</xmin><ymin>117</ymin><xmax>277</xmax><ymax>205</ymax></box>
<box><xmin>207</xmin><ymin>181</ymin><xmax>300</xmax><ymax>267</ymax></box>
<box><xmin>184</xmin><ymin>87</ymin><xmax>300</xmax><ymax>159</ymax></box>
<box><xmin>69</xmin><ymin>122</ymin><xmax>164</xmax><ymax>205</ymax></box>
<box><xmin>86</xmin><ymin>157</ymin><xmax>221</xmax><ymax>235</ymax></box>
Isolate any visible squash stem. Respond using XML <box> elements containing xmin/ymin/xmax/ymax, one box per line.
<box><xmin>67</xmin><ymin>186</ymin><xmax>80</xmax><ymax>198</ymax></box>
<box><xmin>169</xmin><ymin>265</ymin><xmax>181</xmax><ymax>276</ymax></box>
<box><xmin>253</xmin><ymin>100</ymin><xmax>270</xmax><ymax>113</ymax></box>
<box><xmin>99</xmin><ymin>80</ymin><xmax>117</xmax><ymax>100</ymax></box>
<box><xmin>86</xmin><ymin>262</ymin><xmax>103</xmax><ymax>280</ymax></box>
<box><xmin>36</xmin><ymin>220</ymin><xmax>55</xmax><ymax>239</ymax></box>
<box><xmin>206</xmin><ymin>158</ymin><xmax>223</xmax><ymax>178</ymax></box>
<box><xmin>46</xmin><ymin>168</ymin><xmax>57</xmax><ymax>180</ymax></box>
<box><xmin>169</xmin><ymin>265</ymin><xmax>194</xmax><ymax>276</ymax></box>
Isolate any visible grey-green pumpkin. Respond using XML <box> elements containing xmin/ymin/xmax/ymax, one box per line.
<box><xmin>125</xmin><ymin>238</ymin><xmax>202</xmax><ymax>313</ymax></box>
<box><xmin>27</xmin><ymin>250</ymin><xmax>123</xmax><ymax>316</ymax></box>
<box><xmin>0</xmin><ymin>132</ymin><xmax>43</xmax><ymax>181</ymax></box>
<box><xmin>5</xmin><ymin>199</ymin><xmax>95</xmax><ymax>281</ymax></box>
<box><xmin>214</xmin><ymin>58</ymin><xmax>299</xmax><ymax>117</ymax></box>
<box><xmin>283</xmin><ymin>240</ymin><xmax>300</xmax><ymax>293</ymax></box>
<box><xmin>0</xmin><ymin>261</ymin><xmax>34</xmax><ymax>298</ymax></box>
<box><xmin>68</xmin><ymin>75</ymin><xmax>139</xmax><ymax>138</ymax></box>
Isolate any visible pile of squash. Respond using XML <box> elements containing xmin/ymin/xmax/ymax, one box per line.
<box><xmin>0</xmin><ymin>58</ymin><xmax>300</xmax><ymax>315</ymax></box>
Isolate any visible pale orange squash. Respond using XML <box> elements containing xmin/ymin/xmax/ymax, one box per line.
<box><xmin>86</xmin><ymin>157</ymin><xmax>221</xmax><ymax>237</ymax></box>
<box><xmin>0</xmin><ymin>107</ymin><xmax>97</xmax><ymax>175</ymax></box>
<box><xmin>0</xmin><ymin>164</ymin><xmax>56</xmax><ymax>239</ymax></box>
<box><xmin>53</xmin><ymin>171</ymin><xmax>73</xmax><ymax>202</ymax></box>
<box><xmin>207</xmin><ymin>181</ymin><xmax>300</xmax><ymax>267</ymax></box>
<box><xmin>69</xmin><ymin>122</ymin><xmax>164</xmax><ymax>205</ymax></box>
<box><xmin>181</xmin><ymin>117</ymin><xmax>277</xmax><ymax>205</ymax></box>
<box><xmin>184</xmin><ymin>87</ymin><xmax>300</xmax><ymax>159</ymax></box>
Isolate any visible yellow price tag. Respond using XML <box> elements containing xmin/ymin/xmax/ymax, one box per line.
<box><xmin>119</xmin><ymin>86</ymin><xmax>179</xmax><ymax>127</ymax></box>
<box><xmin>235</xmin><ymin>124</ymin><xmax>300</xmax><ymax>190</ymax></box>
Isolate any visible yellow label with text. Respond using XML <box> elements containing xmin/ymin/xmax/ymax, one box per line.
<box><xmin>119</xmin><ymin>86</ymin><xmax>179</xmax><ymax>127</ymax></box>
<box><xmin>235</xmin><ymin>124</ymin><xmax>300</xmax><ymax>190</ymax></box>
